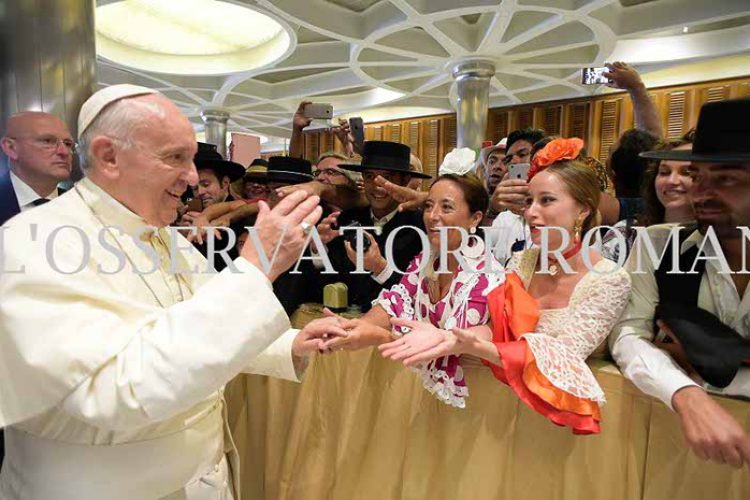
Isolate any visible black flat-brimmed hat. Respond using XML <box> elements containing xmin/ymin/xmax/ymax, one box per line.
<box><xmin>266</xmin><ymin>156</ymin><xmax>314</xmax><ymax>185</ymax></box>
<box><xmin>194</xmin><ymin>142</ymin><xmax>245</xmax><ymax>181</ymax></box>
<box><xmin>340</xmin><ymin>141</ymin><xmax>431</xmax><ymax>179</ymax></box>
<box><xmin>640</xmin><ymin>98</ymin><xmax>750</xmax><ymax>163</ymax></box>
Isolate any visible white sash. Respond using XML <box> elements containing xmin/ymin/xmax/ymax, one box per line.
<box><xmin>0</xmin><ymin>404</ymin><xmax>227</xmax><ymax>500</ymax></box>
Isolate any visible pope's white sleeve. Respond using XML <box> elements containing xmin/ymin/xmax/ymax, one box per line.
<box><xmin>61</xmin><ymin>258</ymin><xmax>291</xmax><ymax>430</ymax></box>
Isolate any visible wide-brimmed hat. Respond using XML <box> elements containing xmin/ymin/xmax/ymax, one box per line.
<box><xmin>640</xmin><ymin>98</ymin><xmax>750</xmax><ymax>163</ymax></box>
<box><xmin>340</xmin><ymin>141</ymin><xmax>431</xmax><ymax>179</ymax></box>
<box><xmin>243</xmin><ymin>158</ymin><xmax>269</xmax><ymax>183</ymax></box>
<box><xmin>480</xmin><ymin>138</ymin><xmax>507</xmax><ymax>167</ymax></box>
<box><xmin>194</xmin><ymin>142</ymin><xmax>245</xmax><ymax>181</ymax></box>
<box><xmin>266</xmin><ymin>156</ymin><xmax>314</xmax><ymax>185</ymax></box>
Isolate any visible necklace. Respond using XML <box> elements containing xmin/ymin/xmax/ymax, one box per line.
<box><xmin>548</xmin><ymin>240</ymin><xmax>582</xmax><ymax>276</ymax></box>
<box><xmin>73</xmin><ymin>185</ymin><xmax>190</xmax><ymax>308</ymax></box>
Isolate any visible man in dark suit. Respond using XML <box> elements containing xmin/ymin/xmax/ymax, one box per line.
<box><xmin>0</xmin><ymin>111</ymin><xmax>74</xmax><ymax>470</ymax></box>
<box><xmin>323</xmin><ymin>141</ymin><xmax>431</xmax><ymax>311</ymax></box>
<box><xmin>0</xmin><ymin>112</ymin><xmax>74</xmax><ymax>223</ymax></box>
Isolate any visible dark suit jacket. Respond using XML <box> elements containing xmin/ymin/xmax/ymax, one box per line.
<box><xmin>0</xmin><ymin>169</ymin><xmax>21</xmax><ymax>225</ymax></box>
<box><xmin>324</xmin><ymin>207</ymin><xmax>425</xmax><ymax>311</ymax></box>
<box><xmin>0</xmin><ymin>168</ymin><xmax>66</xmax><ymax>225</ymax></box>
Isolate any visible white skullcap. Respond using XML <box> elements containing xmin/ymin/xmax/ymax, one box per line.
<box><xmin>78</xmin><ymin>84</ymin><xmax>158</xmax><ymax>137</ymax></box>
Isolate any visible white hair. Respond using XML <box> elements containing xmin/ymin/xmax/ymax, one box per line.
<box><xmin>78</xmin><ymin>97</ymin><xmax>167</xmax><ymax>169</ymax></box>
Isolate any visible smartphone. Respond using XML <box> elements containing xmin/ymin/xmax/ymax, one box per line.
<box><xmin>581</xmin><ymin>67</ymin><xmax>609</xmax><ymax>85</ymax></box>
<box><xmin>508</xmin><ymin>163</ymin><xmax>531</xmax><ymax>181</ymax></box>
<box><xmin>349</xmin><ymin>117</ymin><xmax>365</xmax><ymax>152</ymax></box>
<box><xmin>186</xmin><ymin>197</ymin><xmax>204</xmax><ymax>213</ymax></box>
<box><xmin>303</xmin><ymin>103</ymin><xmax>333</xmax><ymax>120</ymax></box>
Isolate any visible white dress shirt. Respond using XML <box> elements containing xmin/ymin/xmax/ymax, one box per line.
<box><xmin>9</xmin><ymin>170</ymin><xmax>58</xmax><ymax>211</ymax></box>
<box><xmin>610</xmin><ymin>224</ymin><xmax>750</xmax><ymax>410</ymax></box>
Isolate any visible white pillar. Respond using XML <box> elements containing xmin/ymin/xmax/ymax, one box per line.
<box><xmin>450</xmin><ymin>59</ymin><xmax>496</xmax><ymax>153</ymax></box>
<box><xmin>201</xmin><ymin>109</ymin><xmax>230</xmax><ymax>158</ymax></box>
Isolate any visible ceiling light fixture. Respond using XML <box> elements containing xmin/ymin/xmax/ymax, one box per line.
<box><xmin>96</xmin><ymin>0</ymin><xmax>294</xmax><ymax>75</ymax></box>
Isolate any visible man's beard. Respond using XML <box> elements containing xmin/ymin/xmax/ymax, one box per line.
<box><xmin>694</xmin><ymin>200</ymin><xmax>744</xmax><ymax>239</ymax></box>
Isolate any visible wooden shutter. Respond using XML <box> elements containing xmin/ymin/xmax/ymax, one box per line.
<box><xmin>405</xmin><ymin>121</ymin><xmax>420</xmax><ymax>157</ymax></box>
<box><xmin>423</xmin><ymin>119</ymin><xmax>440</xmax><ymax>176</ymax></box>
<box><xmin>369</xmin><ymin>125</ymin><xmax>383</xmax><ymax>141</ymax></box>
<box><xmin>566</xmin><ymin>102</ymin><xmax>589</xmax><ymax>139</ymax></box>
<box><xmin>518</xmin><ymin>108</ymin><xmax>533</xmax><ymax>129</ymax></box>
<box><xmin>542</xmin><ymin>106</ymin><xmax>562</xmax><ymax>136</ymax></box>
<box><xmin>386</xmin><ymin>123</ymin><xmax>402</xmax><ymax>143</ymax></box>
<box><xmin>666</xmin><ymin>91</ymin><xmax>687</xmax><ymax>140</ymax></box>
<box><xmin>598</xmin><ymin>99</ymin><xmax>620</xmax><ymax>163</ymax></box>
<box><xmin>702</xmin><ymin>85</ymin><xmax>729</xmax><ymax>104</ymax></box>
<box><xmin>488</xmin><ymin>110</ymin><xmax>509</xmax><ymax>142</ymax></box>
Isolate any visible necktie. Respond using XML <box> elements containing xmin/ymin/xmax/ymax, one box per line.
<box><xmin>32</xmin><ymin>198</ymin><xmax>50</xmax><ymax>206</ymax></box>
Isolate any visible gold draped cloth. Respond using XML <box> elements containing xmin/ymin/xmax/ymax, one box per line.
<box><xmin>227</xmin><ymin>308</ymin><xmax>750</xmax><ymax>500</ymax></box>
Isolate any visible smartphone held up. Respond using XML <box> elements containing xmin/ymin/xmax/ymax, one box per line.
<box><xmin>581</xmin><ymin>67</ymin><xmax>610</xmax><ymax>85</ymax></box>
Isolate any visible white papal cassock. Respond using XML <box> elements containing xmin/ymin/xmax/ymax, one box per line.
<box><xmin>0</xmin><ymin>177</ymin><xmax>300</xmax><ymax>500</ymax></box>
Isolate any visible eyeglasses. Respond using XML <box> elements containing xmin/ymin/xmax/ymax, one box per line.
<box><xmin>11</xmin><ymin>135</ymin><xmax>77</xmax><ymax>154</ymax></box>
<box><xmin>313</xmin><ymin>168</ymin><xmax>345</xmax><ymax>178</ymax></box>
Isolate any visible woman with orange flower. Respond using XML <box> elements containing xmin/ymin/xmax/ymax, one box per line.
<box><xmin>380</xmin><ymin>138</ymin><xmax>631</xmax><ymax>434</ymax></box>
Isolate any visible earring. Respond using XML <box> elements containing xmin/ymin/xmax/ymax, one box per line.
<box><xmin>469</xmin><ymin>226</ymin><xmax>476</xmax><ymax>234</ymax></box>
<box><xmin>573</xmin><ymin>219</ymin><xmax>582</xmax><ymax>243</ymax></box>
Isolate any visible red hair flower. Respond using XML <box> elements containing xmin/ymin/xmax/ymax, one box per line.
<box><xmin>528</xmin><ymin>138</ymin><xmax>585</xmax><ymax>180</ymax></box>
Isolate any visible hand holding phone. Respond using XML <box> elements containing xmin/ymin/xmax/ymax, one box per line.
<box><xmin>303</xmin><ymin>103</ymin><xmax>333</xmax><ymax>120</ymax></box>
<box><xmin>581</xmin><ymin>67</ymin><xmax>610</xmax><ymax>85</ymax></box>
<box><xmin>349</xmin><ymin>117</ymin><xmax>365</xmax><ymax>153</ymax></box>
<box><xmin>508</xmin><ymin>163</ymin><xmax>531</xmax><ymax>181</ymax></box>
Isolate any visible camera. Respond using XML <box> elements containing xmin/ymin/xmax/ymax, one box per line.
<box><xmin>340</xmin><ymin>221</ymin><xmax>372</xmax><ymax>252</ymax></box>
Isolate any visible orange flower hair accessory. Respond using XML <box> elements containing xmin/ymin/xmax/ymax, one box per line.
<box><xmin>528</xmin><ymin>137</ymin><xmax>585</xmax><ymax>180</ymax></box>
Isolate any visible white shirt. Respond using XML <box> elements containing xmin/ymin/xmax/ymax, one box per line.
<box><xmin>610</xmin><ymin>224</ymin><xmax>750</xmax><ymax>410</ymax></box>
<box><xmin>486</xmin><ymin>211</ymin><xmax>531</xmax><ymax>266</ymax></box>
<box><xmin>9</xmin><ymin>170</ymin><xmax>59</xmax><ymax>211</ymax></box>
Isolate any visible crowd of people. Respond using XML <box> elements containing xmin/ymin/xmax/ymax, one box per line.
<box><xmin>0</xmin><ymin>61</ymin><xmax>749</xmax><ymax>499</ymax></box>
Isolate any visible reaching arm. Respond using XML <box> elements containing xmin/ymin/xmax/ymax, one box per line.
<box><xmin>604</xmin><ymin>62</ymin><xmax>663</xmax><ymax>138</ymax></box>
<box><xmin>289</xmin><ymin>101</ymin><xmax>312</xmax><ymax>159</ymax></box>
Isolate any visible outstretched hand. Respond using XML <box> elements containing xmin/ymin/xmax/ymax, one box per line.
<box><xmin>378</xmin><ymin>318</ymin><xmax>475</xmax><ymax>366</ymax></box>
<box><xmin>374</xmin><ymin>175</ymin><xmax>428</xmax><ymax>212</ymax></box>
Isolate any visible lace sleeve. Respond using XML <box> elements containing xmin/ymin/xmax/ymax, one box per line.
<box><xmin>521</xmin><ymin>262</ymin><xmax>632</xmax><ymax>402</ymax></box>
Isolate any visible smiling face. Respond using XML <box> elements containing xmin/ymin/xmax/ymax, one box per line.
<box><xmin>87</xmin><ymin>95</ymin><xmax>199</xmax><ymax>227</ymax></box>
<box><xmin>524</xmin><ymin>169</ymin><xmax>590</xmax><ymax>250</ymax></box>
<box><xmin>363</xmin><ymin>169</ymin><xmax>407</xmax><ymax>217</ymax></box>
<box><xmin>314</xmin><ymin>156</ymin><xmax>350</xmax><ymax>186</ymax></box>
<box><xmin>197</xmin><ymin>168</ymin><xmax>229</xmax><ymax>207</ymax></box>
<box><xmin>423</xmin><ymin>179</ymin><xmax>483</xmax><ymax>251</ymax></box>
<box><xmin>688</xmin><ymin>161</ymin><xmax>750</xmax><ymax>239</ymax></box>
<box><xmin>655</xmin><ymin>144</ymin><xmax>692</xmax><ymax>214</ymax></box>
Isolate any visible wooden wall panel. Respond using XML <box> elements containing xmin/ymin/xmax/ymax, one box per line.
<box><xmin>295</xmin><ymin>76</ymin><xmax>749</xmax><ymax>169</ymax></box>
<box><xmin>598</xmin><ymin>99</ymin><xmax>621</xmax><ymax>162</ymax></box>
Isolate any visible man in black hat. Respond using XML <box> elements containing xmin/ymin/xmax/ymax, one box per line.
<box><xmin>321</xmin><ymin>141</ymin><xmax>431</xmax><ymax>311</ymax></box>
<box><xmin>611</xmin><ymin>98</ymin><xmax>750</xmax><ymax>469</ymax></box>
<box><xmin>194</xmin><ymin>142</ymin><xmax>245</xmax><ymax>208</ymax></box>
<box><xmin>233</xmin><ymin>156</ymin><xmax>328</xmax><ymax>315</ymax></box>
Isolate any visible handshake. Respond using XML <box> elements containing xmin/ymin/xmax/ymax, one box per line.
<box><xmin>292</xmin><ymin>309</ymin><xmax>482</xmax><ymax>363</ymax></box>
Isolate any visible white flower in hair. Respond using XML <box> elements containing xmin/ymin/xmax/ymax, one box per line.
<box><xmin>439</xmin><ymin>147</ymin><xmax>477</xmax><ymax>176</ymax></box>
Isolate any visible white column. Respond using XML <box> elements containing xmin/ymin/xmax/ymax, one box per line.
<box><xmin>450</xmin><ymin>59</ymin><xmax>496</xmax><ymax>153</ymax></box>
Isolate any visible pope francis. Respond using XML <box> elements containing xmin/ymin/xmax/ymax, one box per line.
<box><xmin>0</xmin><ymin>85</ymin><xmax>341</xmax><ymax>500</ymax></box>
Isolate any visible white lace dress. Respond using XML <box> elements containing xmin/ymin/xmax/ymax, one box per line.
<box><xmin>484</xmin><ymin>248</ymin><xmax>631</xmax><ymax>434</ymax></box>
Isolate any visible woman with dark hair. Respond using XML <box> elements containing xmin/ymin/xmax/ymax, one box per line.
<box><xmin>308</xmin><ymin>149</ymin><xmax>503</xmax><ymax>408</ymax></box>
<box><xmin>380</xmin><ymin>139</ymin><xmax>631</xmax><ymax>434</ymax></box>
<box><xmin>639</xmin><ymin>129</ymin><xmax>695</xmax><ymax>226</ymax></box>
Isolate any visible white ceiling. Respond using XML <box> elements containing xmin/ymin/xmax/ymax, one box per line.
<box><xmin>95</xmin><ymin>0</ymin><xmax>750</xmax><ymax>150</ymax></box>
